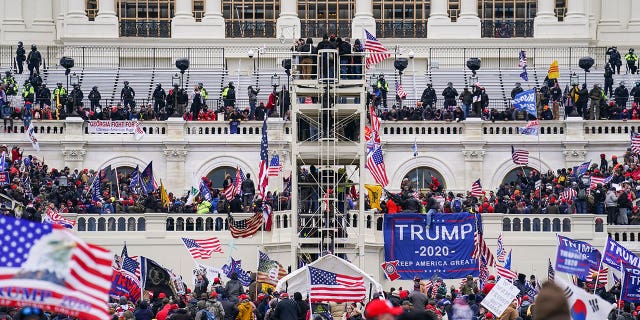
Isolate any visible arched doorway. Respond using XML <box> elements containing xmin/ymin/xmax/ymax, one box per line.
<box><xmin>206</xmin><ymin>166</ymin><xmax>238</xmax><ymax>189</ymax></box>
<box><xmin>501</xmin><ymin>167</ymin><xmax>534</xmax><ymax>186</ymax></box>
<box><xmin>404</xmin><ymin>167</ymin><xmax>446</xmax><ymax>192</ymax></box>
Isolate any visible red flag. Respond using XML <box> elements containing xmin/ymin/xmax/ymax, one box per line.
<box><xmin>381</xmin><ymin>260</ymin><xmax>400</xmax><ymax>281</ymax></box>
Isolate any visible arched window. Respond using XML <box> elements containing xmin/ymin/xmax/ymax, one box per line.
<box><xmin>207</xmin><ymin>166</ymin><xmax>239</xmax><ymax>189</ymax></box>
<box><xmin>404</xmin><ymin>167</ymin><xmax>446</xmax><ymax>192</ymax></box>
<box><xmin>501</xmin><ymin>167</ymin><xmax>534</xmax><ymax>186</ymax></box>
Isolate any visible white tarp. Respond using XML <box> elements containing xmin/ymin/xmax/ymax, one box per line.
<box><xmin>276</xmin><ymin>254</ymin><xmax>383</xmax><ymax>299</ymax></box>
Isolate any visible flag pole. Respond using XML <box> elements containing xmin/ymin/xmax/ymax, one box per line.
<box><xmin>619</xmin><ymin>259</ymin><xmax>624</xmax><ymax>316</ymax></box>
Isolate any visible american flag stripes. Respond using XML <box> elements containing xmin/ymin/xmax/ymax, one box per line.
<box><xmin>496</xmin><ymin>264</ymin><xmax>518</xmax><ymax>280</ymax></box>
<box><xmin>589</xmin><ymin>175</ymin><xmax>612</xmax><ymax>189</ymax></box>
<box><xmin>229</xmin><ymin>212</ymin><xmax>264</xmax><ymax>238</ymax></box>
<box><xmin>308</xmin><ymin>266</ymin><xmax>366</xmax><ymax>303</ymax></box>
<box><xmin>586</xmin><ymin>267</ymin><xmax>609</xmax><ymax>284</ymax></box>
<box><xmin>267</xmin><ymin>154</ymin><xmax>282</xmax><ymax>177</ymax></box>
<box><xmin>496</xmin><ymin>234</ymin><xmax>506</xmax><ymax>264</ymax></box>
<box><xmin>44</xmin><ymin>207</ymin><xmax>76</xmax><ymax>228</ymax></box>
<box><xmin>224</xmin><ymin>167</ymin><xmax>245</xmax><ymax>201</ymax></box>
<box><xmin>181</xmin><ymin>237</ymin><xmax>222</xmax><ymax>259</ymax></box>
<box><xmin>519</xmin><ymin>50</ymin><xmax>528</xmax><ymax>81</ymax></box>
<box><xmin>0</xmin><ymin>216</ymin><xmax>113</xmax><ymax>320</ymax></box>
<box><xmin>366</xmin><ymin>147</ymin><xmax>390</xmax><ymax>187</ymax></box>
<box><xmin>471</xmin><ymin>179</ymin><xmax>483</xmax><ymax>197</ymax></box>
<box><xmin>632</xmin><ymin>132</ymin><xmax>640</xmax><ymax>155</ymax></box>
<box><xmin>479</xmin><ymin>257</ymin><xmax>490</xmax><ymax>289</ymax></box>
<box><xmin>364</xmin><ymin>30</ymin><xmax>391</xmax><ymax>69</ymax></box>
<box><xmin>121</xmin><ymin>243</ymin><xmax>141</xmax><ymax>279</ymax></box>
<box><xmin>511</xmin><ymin>146</ymin><xmax>529</xmax><ymax>165</ymax></box>
<box><xmin>548</xmin><ymin>258</ymin><xmax>555</xmax><ymax>280</ymax></box>
<box><xmin>395</xmin><ymin>82</ymin><xmax>408</xmax><ymax>99</ymax></box>
<box><xmin>257</xmin><ymin>251</ymin><xmax>287</xmax><ymax>286</ymax></box>
<box><xmin>561</xmin><ymin>188</ymin><xmax>577</xmax><ymax>201</ymax></box>
<box><xmin>472</xmin><ymin>215</ymin><xmax>495</xmax><ymax>267</ymax></box>
<box><xmin>258</xmin><ymin>118</ymin><xmax>269</xmax><ymax>198</ymax></box>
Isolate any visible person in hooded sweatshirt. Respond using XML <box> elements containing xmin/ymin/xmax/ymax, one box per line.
<box><xmin>225</xmin><ymin>272</ymin><xmax>244</xmax><ymax>302</ymax></box>
<box><xmin>236</xmin><ymin>294</ymin><xmax>255</xmax><ymax>320</ymax></box>
<box><xmin>293</xmin><ymin>292</ymin><xmax>308</xmax><ymax>320</ymax></box>
<box><xmin>272</xmin><ymin>293</ymin><xmax>299</xmax><ymax>320</ymax></box>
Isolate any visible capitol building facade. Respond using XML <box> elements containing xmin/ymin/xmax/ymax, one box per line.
<box><xmin>2</xmin><ymin>0</ymin><xmax>640</xmax><ymax>287</ymax></box>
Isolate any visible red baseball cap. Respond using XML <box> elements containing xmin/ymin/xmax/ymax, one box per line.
<box><xmin>158</xmin><ymin>293</ymin><xmax>167</xmax><ymax>299</ymax></box>
<box><xmin>365</xmin><ymin>299</ymin><xmax>403</xmax><ymax>318</ymax></box>
<box><xmin>239</xmin><ymin>294</ymin><xmax>249</xmax><ymax>301</ymax></box>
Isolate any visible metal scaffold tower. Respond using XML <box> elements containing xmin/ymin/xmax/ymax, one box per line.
<box><xmin>289</xmin><ymin>49</ymin><xmax>368</xmax><ymax>269</ymax></box>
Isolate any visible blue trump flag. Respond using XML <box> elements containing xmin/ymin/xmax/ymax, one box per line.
<box><xmin>603</xmin><ymin>237</ymin><xmax>640</xmax><ymax>271</ymax></box>
<box><xmin>199</xmin><ymin>180</ymin><xmax>212</xmax><ymax>202</ymax></box>
<box><xmin>140</xmin><ymin>162</ymin><xmax>156</xmax><ymax>193</ymax></box>
<box><xmin>384</xmin><ymin>213</ymin><xmax>478</xmax><ymax>279</ymax></box>
<box><xmin>512</xmin><ymin>88</ymin><xmax>537</xmax><ymax>118</ymax></box>
<box><xmin>622</xmin><ymin>263</ymin><xmax>640</xmax><ymax>302</ymax></box>
<box><xmin>555</xmin><ymin>235</ymin><xmax>601</xmax><ymax>279</ymax></box>
<box><xmin>222</xmin><ymin>258</ymin><xmax>252</xmax><ymax>286</ymax></box>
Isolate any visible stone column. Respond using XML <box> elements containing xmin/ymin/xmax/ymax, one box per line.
<box><xmin>629</xmin><ymin>0</ymin><xmax>640</xmax><ymax>25</ymax></box>
<box><xmin>3</xmin><ymin>0</ymin><xmax>24</xmax><ymax>23</ymax></box>
<box><xmin>565</xmin><ymin>0</ymin><xmax>586</xmax><ymax>22</ymax></box>
<box><xmin>164</xmin><ymin>147</ymin><xmax>188</xmax><ymax>192</ymax></box>
<box><xmin>277</xmin><ymin>0</ymin><xmax>301</xmax><ymax>40</ymax></box>
<box><xmin>1</xmin><ymin>0</ymin><xmax>25</xmax><ymax>43</ymax></box>
<box><xmin>458</xmin><ymin>0</ymin><xmax>480</xmax><ymax>22</ymax></box>
<box><xmin>202</xmin><ymin>0</ymin><xmax>226</xmax><ymax>38</ymax></box>
<box><xmin>351</xmin><ymin>0</ymin><xmax>376</xmax><ymax>39</ymax></box>
<box><xmin>96</xmin><ymin>0</ymin><xmax>118</xmax><ymax>21</ymax></box>
<box><xmin>172</xmin><ymin>0</ymin><xmax>199</xmax><ymax>38</ymax></box>
<box><xmin>534</xmin><ymin>0</ymin><xmax>557</xmax><ymax>23</ymax></box>
<box><xmin>94</xmin><ymin>0</ymin><xmax>119</xmax><ymax>38</ymax></box>
<box><xmin>66</xmin><ymin>0</ymin><xmax>89</xmax><ymax>21</ymax></box>
<box><xmin>33</xmin><ymin>0</ymin><xmax>55</xmax><ymax>25</ymax></box>
<box><xmin>429</xmin><ymin>0</ymin><xmax>449</xmax><ymax>21</ymax></box>
<box><xmin>427</xmin><ymin>0</ymin><xmax>452</xmax><ymax>38</ymax></box>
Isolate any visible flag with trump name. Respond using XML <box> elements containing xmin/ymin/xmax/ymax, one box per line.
<box><xmin>555</xmin><ymin>235</ymin><xmax>602</xmax><ymax>280</ymax></box>
<box><xmin>308</xmin><ymin>266</ymin><xmax>366</xmax><ymax>303</ymax></box>
<box><xmin>0</xmin><ymin>215</ymin><xmax>113</xmax><ymax>320</ymax></box>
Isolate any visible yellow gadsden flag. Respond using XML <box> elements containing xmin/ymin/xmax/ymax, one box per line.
<box><xmin>547</xmin><ymin>60</ymin><xmax>560</xmax><ymax>79</ymax></box>
<box><xmin>160</xmin><ymin>180</ymin><xmax>170</xmax><ymax>207</ymax></box>
<box><xmin>364</xmin><ymin>184</ymin><xmax>383</xmax><ymax>210</ymax></box>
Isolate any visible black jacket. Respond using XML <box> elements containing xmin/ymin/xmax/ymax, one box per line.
<box><xmin>272</xmin><ymin>299</ymin><xmax>300</xmax><ymax>320</ymax></box>
<box><xmin>88</xmin><ymin>89</ymin><xmax>101</xmax><ymax>102</ymax></box>
<box><xmin>420</xmin><ymin>87</ymin><xmax>437</xmax><ymax>103</ymax></box>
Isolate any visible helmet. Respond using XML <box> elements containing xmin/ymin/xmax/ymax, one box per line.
<box><xmin>17</xmin><ymin>41</ymin><xmax>23</xmax><ymax>46</ymax></box>
<box><xmin>515</xmin><ymin>82</ymin><xmax>521</xmax><ymax>87</ymax></box>
<box><xmin>631</xmin><ymin>48</ymin><xmax>635</xmax><ymax>52</ymax></box>
<box><xmin>4</xmin><ymin>71</ymin><xmax>10</xmax><ymax>76</ymax></box>
<box><xmin>124</xmin><ymin>81</ymin><xmax>129</xmax><ymax>85</ymax></box>
<box><xmin>57</xmin><ymin>82</ymin><xmax>62</xmax><ymax>86</ymax></box>
<box><xmin>156</xmin><ymin>83</ymin><xmax>161</xmax><ymax>87</ymax></box>
<box><xmin>198</xmin><ymin>83</ymin><xmax>203</xmax><ymax>87</ymax></box>
<box><xmin>42</xmin><ymin>83</ymin><xmax>47</xmax><ymax>87</ymax></box>
<box><xmin>378</xmin><ymin>73</ymin><xmax>384</xmax><ymax>79</ymax></box>
<box><xmin>31</xmin><ymin>44</ymin><xmax>36</xmax><ymax>50</ymax></box>
<box><xmin>92</xmin><ymin>86</ymin><xmax>98</xmax><ymax>90</ymax></box>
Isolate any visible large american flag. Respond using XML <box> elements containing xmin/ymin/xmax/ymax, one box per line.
<box><xmin>366</xmin><ymin>147</ymin><xmax>389</xmax><ymax>187</ymax></box>
<box><xmin>511</xmin><ymin>146</ymin><xmax>529</xmax><ymax>165</ymax></box>
<box><xmin>181</xmin><ymin>237</ymin><xmax>222</xmax><ymax>259</ymax></box>
<box><xmin>364</xmin><ymin>29</ymin><xmax>390</xmax><ymax>69</ymax></box>
<box><xmin>267</xmin><ymin>154</ymin><xmax>282</xmax><ymax>177</ymax></box>
<box><xmin>471</xmin><ymin>179</ymin><xmax>483</xmax><ymax>197</ymax></box>
<box><xmin>258</xmin><ymin>118</ymin><xmax>269</xmax><ymax>198</ymax></box>
<box><xmin>229</xmin><ymin>212</ymin><xmax>263</xmax><ymax>238</ymax></box>
<box><xmin>309</xmin><ymin>266</ymin><xmax>366</xmax><ymax>303</ymax></box>
<box><xmin>44</xmin><ymin>207</ymin><xmax>76</xmax><ymax>229</ymax></box>
<box><xmin>589</xmin><ymin>175</ymin><xmax>612</xmax><ymax>189</ymax></box>
<box><xmin>548</xmin><ymin>258</ymin><xmax>555</xmax><ymax>280</ymax></box>
<box><xmin>632</xmin><ymin>132</ymin><xmax>640</xmax><ymax>154</ymax></box>
<box><xmin>395</xmin><ymin>82</ymin><xmax>407</xmax><ymax>99</ymax></box>
<box><xmin>121</xmin><ymin>243</ymin><xmax>140</xmax><ymax>279</ymax></box>
<box><xmin>0</xmin><ymin>216</ymin><xmax>112</xmax><ymax>320</ymax></box>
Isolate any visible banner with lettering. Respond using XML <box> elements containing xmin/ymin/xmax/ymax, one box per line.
<box><xmin>622</xmin><ymin>263</ymin><xmax>640</xmax><ymax>302</ymax></box>
<box><xmin>555</xmin><ymin>235</ymin><xmax>601</xmax><ymax>279</ymax></box>
<box><xmin>603</xmin><ymin>237</ymin><xmax>640</xmax><ymax>271</ymax></box>
<box><xmin>0</xmin><ymin>171</ymin><xmax>9</xmax><ymax>186</ymax></box>
<box><xmin>384</xmin><ymin>213</ymin><xmax>478</xmax><ymax>279</ymax></box>
<box><xmin>87</xmin><ymin>120</ymin><xmax>145</xmax><ymax>140</ymax></box>
<box><xmin>109</xmin><ymin>268</ymin><xmax>141</xmax><ymax>303</ymax></box>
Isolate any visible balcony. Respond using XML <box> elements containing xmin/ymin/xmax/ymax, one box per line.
<box><xmin>119</xmin><ymin>20</ymin><xmax>171</xmax><ymax>38</ymax></box>
<box><xmin>300</xmin><ymin>21</ymin><xmax>351</xmax><ymax>38</ymax></box>
<box><xmin>376</xmin><ymin>21</ymin><xmax>428</xmax><ymax>38</ymax></box>
<box><xmin>225</xmin><ymin>21</ymin><xmax>276</xmax><ymax>38</ymax></box>
<box><xmin>481</xmin><ymin>19</ymin><xmax>534</xmax><ymax>38</ymax></box>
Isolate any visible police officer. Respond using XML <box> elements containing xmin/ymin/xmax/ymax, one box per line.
<box><xmin>26</xmin><ymin>44</ymin><xmax>41</xmax><ymax>76</ymax></box>
<box><xmin>376</xmin><ymin>74</ymin><xmax>389</xmax><ymax>108</ymax></box>
<box><xmin>614</xmin><ymin>81</ymin><xmax>629</xmax><ymax>108</ymax></box>
<box><xmin>152</xmin><ymin>83</ymin><xmax>166</xmax><ymax>113</ymax></box>
<box><xmin>198</xmin><ymin>83</ymin><xmax>208</xmax><ymax>101</ymax></box>
<box><xmin>53</xmin><ymin>82</ymin><xmax>67</xmax><ymax>108</ymax></box>
<box><xmin>69</xmin><ymin>84</ymin><xmax>84</xmax><ymax>114</ymax></box>
<box><xmin>442</xmin><ymin>82</ymin><xmax>459</xmax><ymax>109</ymax></box>
<box><xmin>120</xmin><ymin>81</ymin><xmax>135</xmax><ymax>109</ymax></box>
<box><xmin>15</xmin><ymin>42</ymin><xmax>25</xmax><ymax>74</ymax></box>
<box><xmin>626</xmin><ymin>48</ymin><xmax>638</xmax><ymax>74</ymax></box>
<box><xmin>420</xmin><ymin>83</ymin><xmax>437</xmax><ymax>109</ymax></box>
<box><xmin>22</xmin><ymin>80</ymin><xmax>35</xmax><ymax>103</ymax></box>
<box><xmin>88</xmin><ymin>86</ymin><xmax>101</xmax><ymax>110</ymax></box>
<box><xmin>2</xmin><ymin>72</ymin><xmax>17</xmax><ymax>96</ymax></box>
<box><xmin>38</xmin><ymin>83</ymin><xmax>51</xmax><ymax>107</ymax></box>
<box><xmin>222</xmin><ymin>82</ymin><xmax>236</xmax><ymax>108</ymax></box>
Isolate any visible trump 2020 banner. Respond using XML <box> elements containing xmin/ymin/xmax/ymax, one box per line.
<box><xmin>603</xmin><ymin>237</ymin><xmax>640</xmax><ymax>271</ymax></box>
<box><xmin>384</xmin><ymin>213</ymin><xmax>478</xmax><ymax>279</ymax></box>
<box><xmin>555</xmin><ymin>235</ymin><xmax>601</xmax><ymax>279</ymax></box>
<box><xmin>622</xmin><ymin>263</ymin><xmax>640</xmax><ymax>302</ymax></box>
<box><xmin>109</xmin><ymin>268</ymin><xmax>141</xmax><ymax>303</ymax></box>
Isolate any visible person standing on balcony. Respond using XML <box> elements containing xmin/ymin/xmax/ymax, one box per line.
<box><xmin>442</xmin><ymin>82</ymin><xmax>458</xmax><ymax>110</ymax></box>
<box><xmin>152</xmin><ymin>83</ymin><xmax>166</xmax><ymax>114</ymax></box>
<box><xmin>26</xmin><ymin>44</ymin><xmax>41</xmax><ymax>76</ymax></box>
<box><xmin>588</xmin><ymin>84</ymin><xmax>603</xmax><ymax>120</ymax></box>
<box><xmin>241</xmin><ymin>173</ymin><xmax>255</xmax><ymax>208</ymax></box>
<box><xmin>630</xmin><ymin>82</ymin><xmax>640</xmax><ymax>106</ymax></box>
<box><xmin>338</xmin><ymin>37</ymin><xmax>352</xmax><ymax>79</ymax></box>
<box><xmin>298</xmin><ymin>38</ymin><xmax>317</xmax><ymax>80</ymax></box>
<box><xmin>420</xmin><ymin>83</ymin><xmax>437</xmax><ymax>110</ymax></box>
<box><xmin>15</xmin><ymin>42</ymin><xmax>25</xmax><ymax>74</ymax></box>
<box><xmin>3</xmin><ymin>72</ymin><xmax>17</xmax><ymax>96</ymax></box>
<box><xmin>68</xmin><ymin>84</ymin><xmax>83</xmax><ymax>115</ymax></box>
<box><xmin>459</xmin><ymin>86</ymin><xmax>473</xmax><ymax>118</ymax></box>
<box><xmin>21</xmin><ymin>80</ymin><xmax>34</xmax><ymax>104</ymax></box>
<box><xmin>576</xmin><ymin>84</ymin><xmax>589</xmax><ymax>118</ymax></box>
<box><xmin>625</xmin><ymin>48</ymin><xmax>638</xmax><ymax>74</ymax></box>
<box><xmin>120</xmin><ymin>81</ymin><xmax>136</xmax><ymax>109</ymax></box>
<box><xmin>352</xmin><ymin>39</ymin><xmax>363</xmax><ymax>80</ymax></box>
<box><xmin>376</xmin><ymin>74</ymin><xmax>389</xmax><ymax>108</ymax></box>
<box><xmin>605</xmin><ymin>186</ymin><xmax>619</xmax><ymax>225</ymax></box>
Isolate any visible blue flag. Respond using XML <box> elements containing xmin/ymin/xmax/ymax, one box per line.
<box><xmin>504</xmin><ymin>250</ymin><xmax>513</xmax><ymax>270</ymax></box>
<box><xmin>140</xmin><ymin>162</ymin><xmax>156</xmax><ymax>193</ymax></box>
<box><xmin>222</xmin><ymin>258</ymin><xmax>252</xmax><ymax>286</ymax></box>
<box><xmin>555</xmin><ymin>235</ymin><xmax>601</xmax><ymax>279</ymax></box>
<box><xmin>0</xmin><ymin>152</ymin><xmax>5</xmax><ymax>171</ymax></box>
<box><xmin>622</xmin><ymin>263</ymin><xmax>640</xmax><ymax>302</ymax></box>
<box><xmin>603</xmin><ymin>237</ymin><xmax>640</xmax><ymax>271</ymax></box>
<box><xmin>573</xmin><ymin>161</ymin><xmax>591</xmax><ymax>177</ymax></box>
<box><xmin>512</xmin><ymin>89</ymin><xmax>537</xmax><ymax>118</ymax></box>
<box><xmin>199</xmin><ymin>180</ymin><xmax>212</xmax><ymax>202</ymax></box>
<box><xmin>90</xmin><ymin>175</ymin><xmax>102</xmax><ymax>202</ymax></box>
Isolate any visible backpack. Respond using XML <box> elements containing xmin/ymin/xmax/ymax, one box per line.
<box><xmin>577</xmin><ymin>188</ymin><xmax>586</xmax><ymax>200</ymax></box>
<box><xmin>202</xmin><ymin>309</ymin><xmax>216</xmax><ymax>320</ymax></box>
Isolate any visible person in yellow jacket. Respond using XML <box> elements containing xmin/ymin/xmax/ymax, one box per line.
<box><xmin>235</xmin><ymin>294</ymin><xmax>254</xmax><ymax>320</ymax></box>
<box><xmin>626</xmin><ymin>48</ymin><xmax>638</xmax><ymax>74</ymax></box>
<box><xmin>197</xmin><ymin>198</ymin><xmax>212</xmax><ymax>214</ymax></box>
<box><xmin>22</xmin><ymin>81</ymin><xmax>35</xmax><ymax>103</ymax></box>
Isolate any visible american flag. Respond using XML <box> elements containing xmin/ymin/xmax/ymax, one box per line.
<box><xmin>632</xmin><ymin>132</ymin><xmax>640</xmax><ymax>154</ymax></box>
<box><xmin>586</xmin><ymin>267</ymin><xmax>609</xmax><ymax>284</ymax></box>
<box><xmin>258</xmin><ymin>118</ymin><xmax>269</xmax><ymax>198</ymax></box>
<box><xmin>257</xmin><ymin>251</ymin><xmax>287</xmax><ymax>286</ymax></box>
<box><xmin>519</xmin><ymin>50</ymin><xmax>528</xmax><ymax>81</ymax></box>
<box><xmin>0</xmin><ymin>216</ymin><xmax>112</xmax><ymax>320</ymax></box>
<box><xmin>224</xmin><ymin>167</ymin><xmax>245</xmax><ymax>201</ymax></box>
<box><xmin>561</xmin><ymin>188</ymin><xmax>577</xmax><ymax>201</ymax></box>
<box><xmin>589</xmin><ymin>175</ymin><xmax>612</xmax><ymax>189</ymax></box>
<box><xmin>471</xmin><ymin>179</ymin><xmax>483</xmax><ymax>197</ymax></box>
<box><xmin>366</xmin><ymin>147</ymin><xmax>389</xmax><ymax>187</ymax></box>
<box><xmin>548</xmin><ymin>258</ymin><xmax>555</xmax><ymax>280</ymax></box>
<box><xmin>121</xmin><ymin>243</ymin><xmax>140</xmax><ymax>279</ymax></box>
<box><xmin>496</xmin><ymin>234</ymin><xmax>506</xmax><ymax>264</ymax></box>
<box><xmin>472</xmin><ymin>214</ymin><xmax>495</xmax><ymax>267</ymax></box>
<box><xmin>181</xmin><ymin>237</ymin><xmax>222</xmax><ymax>259</ymax></box>
<box><xmin>364</xmin><ymin>29</ymin><xmax>390</xmax><ymax>69</ymax></box>
<box><xmin>496</xmin><ymin>264</ymin><xmax>517</xmax><ymax>280</ymax></box>
<box><xmin>267</xmin><ymin>154</ymin><xmax>282</xmax><ymax>177</ymax></box>
<box><xmin>395</xmin><ymin>82</ymin><xmax>407</xmax><ymax>99</ymax></box>
<box><xmin>479</xmin><ymin>256</ymin><xmax>490</xmax><ymax>289</ymax></box>
<box><xmin>44</xmin><ymin>207</ymin><xmax>76</xmax><ymax>228</ymax></box>
<box><xmin>511</xmin><ymin>146</ymin><xmax>529</xmax><ymax>165</ymax></box>
<box><xmin>309</xmin><ymin>266</ymin><xmax>366</xmax><ymax>303</ymax></box>
<box><xmin>229</xmin><ymin>212</ymin><xmax>263</xmax><ymax>238</ymax></box>
<box><xmin>368</xmin><ymin>105</ymin><xmax>381</xmax><ymax>147</ymax></box>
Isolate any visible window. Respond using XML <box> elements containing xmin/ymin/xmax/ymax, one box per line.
<box><xmin>374</xmin><ymin>0</ymin><xmax>428</xmax><ymax>37</ymax></box>
<box><xmin>224</xmin><ymin>0</ymin><xmax>278</xmax><ymax>37</ymax></box>
<box><xmin>117</xmin><ymin>0</ymin><xmax>174</xmax><ymax>37</ymax></box>
<box><xmin>404</xmin><ymin>167</ymin><xmax>446</xmax><ymax>192</ymax></box>
<box><xmin>87</xmin><ymin>0</ymin><xmax>98</xmax><ymax>21</ymax></box>
<box><xmin>206</xmin><ymin>166</ymin><xmax>237</xmax><ymax>189</ymax></box>
<box><xmin>299</xmin><ymin>0</ymin><xmax>354</xmax><ymax>37</ymax></box>
<box><xmin>475</xmin><ymin>0</ymin><xmax>544</xmax><ymax>37</ymax></box>
<box><xmin>194</xmin><ymin>0</ymin><xmax>205</xmax><ymax>21</ymax></box>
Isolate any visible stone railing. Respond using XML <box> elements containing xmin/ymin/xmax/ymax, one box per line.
<box><xmin>497</xmin><ymin>214</ymin><xmax>604</xmax><ymax>233</ymax></box>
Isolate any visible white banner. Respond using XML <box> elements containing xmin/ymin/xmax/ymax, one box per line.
<box><xmin>554</xmin><ymin>277</ymin><xmax>615</xmax><ymax>320</ymax></box>
<box><xmin>193</xmin><ymin>263</ymin><xmax>224</xmax><ymax>286</ymax></box>
<box><xmin>481</xmin><ymin>278</ymin><xmax>520</xmax><ymax>317</ymax></box>
<box><xmin>87</xmin><ymin>120</ymin><xmax>145</xmax><ymax>140</ymax></box>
